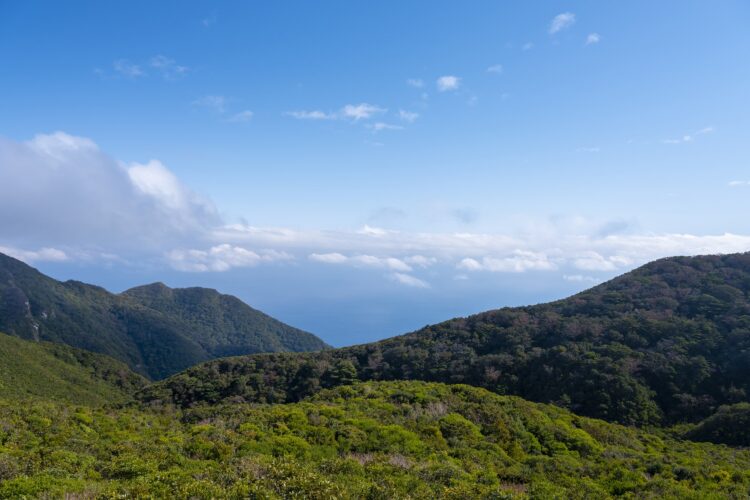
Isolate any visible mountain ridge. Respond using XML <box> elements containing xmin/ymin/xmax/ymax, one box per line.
<box><xmin>139</xmin><ymin>252</ymin><xmax>750</xmax><ymax>428</ymax></box>
<box><xmin>0</xmin><ymin>252</ymin><xmax>329</xmax><ymax>379</ymax></box>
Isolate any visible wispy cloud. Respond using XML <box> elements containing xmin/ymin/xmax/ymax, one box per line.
<box><xmin>149</xmin><ymin>55</ymin><xmax>189</xmax><ymax>79</ymax></box>
<box><xmin>549</xmin><ymin>12</ymin><xmax>576</xmax><ymax>35</ymax></box>
<box><xmin>113</xmin><ymin>59</ymin><xmax>144</xmax><ymax>78</ymax></box>
<box><xmin>398</xmin><ymin>110</ymin><xmax>419</xmax><ymax>123</ymax></box>
<box><xmin>228</xmin><ymin>110</ymin><xmax>254</xmax><ymax>122</ymax></box>
<box><xmin>457</xmin><ymin>251</ymin><xmax>556</xmax><ymax>273</ymax></box>
<box><xmin>576</xmin><ymin>147</ymin><xmax>601</xmax><ymax>153</ymax></box>
<box><xmin>202</xmin><ymin>13</ymin><xmax>217</xmax><ymax>27</ymax></box>
<box><xmin>585</xmin><ymin>33</ymin><xmax>601</xmax><ymax>45</ymax></box>
<box><xmin>390</xmin><ymin>272</ymin><xmax>430</xmax><ymax>288</ymax></box>
<box><xmin>436</xmin><ymin>75</ymin><xmax>461</xmax><ymax>92</ymax></box>
<box><xmin>285</xmin><ymin>104</ymin><xmax>386</xmax><ymax>122</ymax></box>
<box><xmin>522</xmin><ymin>42</ymin><xmax>534</xmax><ymax>51</ymax></box>
<box><xmin>487</xmin><ymin>64</ymin><xmax>503</xmax><ymax>74</ymax></box>
<box><xmin>285</xmin><ymin>110</ymin><xmax>336</xmax><ymax>120</ymax></box>
<box><xmin>368</xmin><ymin>122</ymin><xmax>403</xmax><ymax>132</ymax></box>
<box><xmin>563</xmin><ymin>274</ymin><xmax>599</xmax><ymax>283</ymax></box>
<box><xmin>663</xmin><ymin>126</ymin><xmax>714</xmax><ymax>144</ymax></box>
<box><xmin>729</xmin><ymin>180</ymin><xmax>750</xmax><ymax>187</ymax></box>
<box><xmin>192</xmin><ymin>95</ymin><xmax>228</xmax><ymax>113</ymax></box>
<box><xmin>342</xmin><ymin>103</ymin><xmax>386</xmax><ymax>120</ymax></box>
<box><xmin>406</xmin><ymin>78</ymin><xmax>424</xmax><ymax>88</ymax></box>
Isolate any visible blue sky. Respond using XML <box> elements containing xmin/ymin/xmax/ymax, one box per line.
<box><xmin>1</xmin><ymin>1</ymin><xmax>750</xmax><ymax>345</ymax></box>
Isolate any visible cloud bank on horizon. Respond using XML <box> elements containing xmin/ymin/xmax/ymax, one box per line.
<box><xmin>2</xmin><ymin>131</ymin><xmax>749</xmax><ymax>290</ymax></box>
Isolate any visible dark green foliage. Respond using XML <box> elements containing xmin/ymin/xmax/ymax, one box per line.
<box><xmin>0</xmin><ymin>253</ymin><xmax>328</xmax><ymax>379</ymax></box>
<box><xmin>0</xmin><ymin>332</ymin><xmax>146</xmax><ymax>405</ymax></box>
<box><xmin>3</xmin><ymin>381</ymin><xmax>750</xmax><ymax>498</ymax></box>
<box><xmin>686</xmin><ymin>403</ymin><xmax>750</xmax><ymax>446</ymax></box>
<box><xmin>142</xmin><ymin>253</ymin><xmax>750</xmax><ymax>428</ymax></box>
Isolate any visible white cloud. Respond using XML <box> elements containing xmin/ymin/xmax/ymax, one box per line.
<box><xmin>284</xmin><ymin>110</ymin><xmax>336</xmax><ymax>120</ymax></box>
<box><xmin>585</xmin><ymin>33</ymin><xmax>601</xmax><ymax>45</ymax></box>
<box><xmin>663</xmin><ymin>126</ymin><xmax>714</xmax><ymax>144</ymax></box>
<box><xmin>437</xmin><ymin>76</ymin><xmax>461</xmax><ymax>92</ymax></box>
<box><xmin>308</xmin><ymin>252</ymin><xmax>413</xmax><ymax>272</ymax></box>
<box><xmin>0</xmin><ymin>132</ymin><xmax>219</xmax><ymax>254</ymax></box>
<box><xmin>457</xmin><ymin>251</ymin><xmax>556</xmax><ymax>273</ymax></box>
<box><xmin>390</xmin><ymin>273</ymin><xmax>429</xmax><ymax>288</ymax></box>
<box><xmin>341</xmin><ymin>103</ymin><xmax>386</xmax><ymax>120</ymax></box>
<box><xmin>309</xmin><ymin>252</ymin><xmax>348</xmax><ymax>264</ymax></box>
<box><xmin>113</xmin><ymin>59</ymin><xmax>144</xmax><ymax>78</ymax></box>
<box><xmin>404</xmin><ymin>255</ymin><xmax>437</xmax><ymax>268</ymax></box>
<box><xmin>563</xmin><ymin>274</ymin><xmax>599</xmax><ymax>283</ymax></box>
<box><xmin>149</xmin><ymin>55</ymin><xmax>188</xmax><ymax>79</ymax></box>
<box><xmin>192</xmin><ymin>95</ymin><xmax>227</xmax><ymax>114</ymax></box>
<box><xmin>368</xmin><ymin>122</ymin><xmax>403</xmax><ymax>132</ymax></box>
<box><xmin>549</xmin><ymin>12</ymin><xmax>576</xmax><ymax>35</ymax></box>
<box><xmin>406</xmin><ymin>78</ymin><xmax>424</xmax><ymax>88</ymax></box>
<box><xmin>576</xmin><ymin>147</ymin><xmax>601</xmax><ymax>153</ymax></box>
<box><xmin>228</xmin><ymin>110</ymin><xmax>254</xmax><ymax>122</ymax></box>
<box><xmin>0</xmin><ymin>246</ymin><xmax>68</xmax><ymax>263</ymax></box>
<box><xmin>729</xmin><ymin>181</ymin><xmax>750</xmax><ymax>187</ymax></box>
<box><xmin>573</xmin><ymin>252</ymin><xmax>632</xmax><ymax>271</ymax></box>
<box><xmin>487</xmin><ymin>64</ymin><xmax>503</xmax><ymax>74</ymax></box>
<box><xmin>398</xmin><ymin>110</ymin><xmax>419</xmax><ymax>122</ymax></box>
<box><xmin>167</xmin><ymin>244</ymin><xmax>292</xmax><ymax>272</ymax></box>
<box><xmin>357</xmin><ymin>225</ymin><xmax>389</xmax><ymax>236</ymax></box>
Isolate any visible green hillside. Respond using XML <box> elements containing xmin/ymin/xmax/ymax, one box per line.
<box><xmin>0</xmin><ymin>332</ymin><xmax>145</xmax><ymax>405</ymax></box>
<box><xmin>140</xmin><ymin>253</ymin><xmax>750</xmax><ymax>428</ymax></box>
<box><xmin>2</xmin><ymin>381</ymin><xmax>749</xmax><ymax>498</ymax></box>
<box><xmin>0</xmin><ymin>252</ymin><xmax>328</xmax><ymax>379</ymax></box>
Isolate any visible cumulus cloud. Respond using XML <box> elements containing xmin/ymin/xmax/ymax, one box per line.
<box><xmin>167</xmin><ymin>245</ymin><xmax>292</xmax><ymax>272</ymax></box>
<box><xmin>549</xmin><ymin>12</ymin><xmax>576</xmax><ymax>34</ymax></box>
<box><xmin>436</xmin><ymin>76</ymin><xmax>461</xmax><ymax>92</ymax></box>
<box><xmin>0</xmin><ymin>132</ymin><xmax>219</xmax><ymax>254</ymax></box>
<box><xmin>457</xmin><ymin>251</ymin><xmax>556</xmax><ymax>273</ymax></box>
<box><xmin>309</xmin><ymin>252</ymin><xmax>413</xmax><ymax>272</ymax></box>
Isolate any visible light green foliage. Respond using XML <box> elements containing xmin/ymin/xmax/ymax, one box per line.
<box><xmin>2</xmin><ymin>381</ymin><xmax>750</xmax><ymax>498</ymax></box>
<box><xmin>0</xmin><ymin>332</ymin><xmax>146</xmax><ymax>405</ymax></box>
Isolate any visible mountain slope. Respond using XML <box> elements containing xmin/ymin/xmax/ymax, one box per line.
<box><xmin>0</xmin><ymin>332</ymin><xmax>146</xmax><ymax>405</ymax></box>
<box><xmin>3</xmin><ymin>381</ymin><xmax>750</xmax><ymax>498</ymax></box>
<box><xmin>141</xmin><ymin>252</ymin><xmax>750</xmax><ymax>427</ymax></box>
<box><xmin>0</xmin><ymin>252</ymin><xmax>328</xmax><ymax>379</ymax></box>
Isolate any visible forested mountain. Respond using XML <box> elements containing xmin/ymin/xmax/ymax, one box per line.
<box><xmin>0</xmin><ymin>331</ymin><xmax>145</xmax><ymax>405</ymax></box>
<box><xmin>140</xmin><ymin>253</ymin><xmax>750</xmax><ymax>427</ymax></box>
<box><xmin>3</xmin><ymin>380</ymin><xmax>750</xmax><ymax>498</ymax></box>
<box><xmin>0</xmin><ymin>252</ymin><xmax>328</xmax><ymax>379</ymax></box>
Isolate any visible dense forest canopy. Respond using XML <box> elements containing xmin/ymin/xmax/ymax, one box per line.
<box><xmin>141</xmin><ymin>253</ymin><xmax>750</xmax><ymax>427</ymax></box>
<box><xmin>0</xmin><ymin>253</ymin><xmax>328</xmax><ymax>379</ymax></box>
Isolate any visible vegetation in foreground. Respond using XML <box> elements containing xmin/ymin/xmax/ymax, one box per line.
<box><xmin>0</xmin><ymin>332</ymin><xmax>145</xmax><ymax>406</ymax></box>
<box><xmin>2</xmin><ymin>381</ymin><xmax>750</xmax><ymax>499</ymax></box>
<box><xmin>142</xmin><ymin>253</ymin><xmax>750</xmax><ymax>428</ymax></box>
